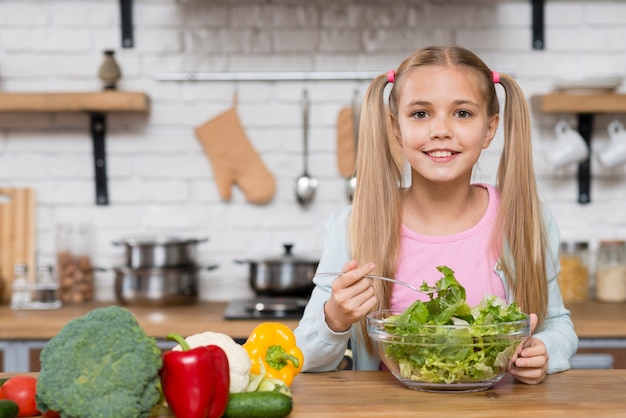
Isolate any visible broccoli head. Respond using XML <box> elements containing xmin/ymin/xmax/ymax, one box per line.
<box><xmin>36</xmin><ymin>305</ymin><xmax>163</xmax><ymax>418</ymax></box>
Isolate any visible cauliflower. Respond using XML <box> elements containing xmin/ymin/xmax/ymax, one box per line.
<box><xmin>173</xmin><ymin>331</ymin><xmax>251</xmax><ymax>393</ymax></box>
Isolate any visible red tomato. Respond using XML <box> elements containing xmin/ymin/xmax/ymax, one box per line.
<box><xmin>0</xmin><ymin>386</ymin><xmax>5</xmax><ymax>399</ymax></box>
<box><xmin>2</xmin><ymin>376</ymin><xmax>39</xmax><ymax>417</ymax></box>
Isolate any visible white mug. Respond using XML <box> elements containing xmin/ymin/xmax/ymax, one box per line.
<box><xmin>547</xmin><ymin>120</ymin><xmax>589</xmax><ymax>168</ymax></box>
<box><xmin>598</xmin><ymin>120</ymin><xmax>626</xmax><ymax>168</ymax></box>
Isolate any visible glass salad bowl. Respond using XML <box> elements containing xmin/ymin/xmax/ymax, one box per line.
<box><xmin>366</xmin><ymin>309</ymin><xmax>530</xmax><ymax>393</ymax></box>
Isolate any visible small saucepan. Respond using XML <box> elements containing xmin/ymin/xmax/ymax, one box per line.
<box><xmin>236</xmin><ymin>244</ymin><xmax>319</xmax><ymax>297</ymax></box>
<box><xmin>114</xmin><ymin>266</ymin><xmax>199</xmax><ymax>306</ymax></box>
<box><xmin>113</xmin><ymin>236</ymin><xmax>209</xmax><ymax>269</ymax></box>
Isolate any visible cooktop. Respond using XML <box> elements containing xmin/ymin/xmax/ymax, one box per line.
<box><xmin>224</xmin><ymin>297</ymin><xmax>308</xmax><ymax>320</ymax></box>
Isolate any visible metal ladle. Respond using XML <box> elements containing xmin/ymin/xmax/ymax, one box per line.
<box><xmin>346</xmin><ymin>89</ymin><xmax>360</xmax><ymax>202</ymax></box>
<box><xmin>295</xmin><ymin>89</ymin><xmax>318</xmax><ymax>207</ymax></box>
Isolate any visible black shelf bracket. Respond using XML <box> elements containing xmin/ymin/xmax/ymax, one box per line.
<box><xmin>532</xmin><ymin>0</ymin><xmax>545</xmax><ymax>50</ymax></box>
<box><xmin>90</xmin><ymin>113</ymin><xmax>110</xmax><ymax>206</ymax></box>
<box><xmin>120</xmin><ymin>0</ymin><xmax>134</xmax><ymax>48</ymax></box>
<box><xmin>576</xmin><ymin>113</ymin><xmax>594</xmax><ymax>204</ymax></box>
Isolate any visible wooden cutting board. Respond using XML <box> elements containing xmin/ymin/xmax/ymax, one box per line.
<box><xmin>0</xmin><ymin>188</ymin><xmax>36</xmax><ymax>303</ymax></box>
<box><xmin>336</xmin><ymin>106</ymin><xmax>357</xmax><ymax>178</ymax></box>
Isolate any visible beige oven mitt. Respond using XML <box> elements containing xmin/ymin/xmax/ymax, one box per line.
<box><xmin>336</xmin><ymin>106</ymin><xmax>357</xmax><ymax>178</ymax></box>
<box><xmin>195</xmin><ymin>107</ymin><xmax>276</xmax><ymax>205</ymax></box>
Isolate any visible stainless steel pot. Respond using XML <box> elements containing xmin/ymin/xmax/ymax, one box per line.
<box><xmin>114</xmin><ymin>266</ymin><xmax>199</xmax><ymax>306</ymax></box>
<box><xmin>237</xmin><ymin>244</ymin><xmax>319</xmax><ymax>296</ymax></box>
<box><xmin>113</xmin><ymin>236</ymin><xmax>208</xmax><ymax>268</ymax></box>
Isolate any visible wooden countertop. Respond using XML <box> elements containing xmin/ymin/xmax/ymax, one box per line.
<box><xmin>0</xmin><ymin>300</ymin><xmax>624</xmax><ymax>341</ymax></box>
<box><xmin>5</xmin><ymin>370</ymin><xmax>626</xmax><ymax>417</ymax></box>
<box><xmin>566</xmin><ymin>300</ymin><xmax>626</xmax><ymax>339</ymax></box>
<box><xmin>0</xmin><ymin>302</ymin><xmax>299</xmax><ymax>341</ymax></box>
<box><xmin>288</xmin><ymin>370</ymin><xmax>626</xmax><ymax>417</ymax></box>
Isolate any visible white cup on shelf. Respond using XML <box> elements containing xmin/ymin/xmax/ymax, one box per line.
<box><xmin>546</xmin><ymin>120</ymin><xmax>590</xmax><ymax>168</ymax></box>
<box><xmin>598</xmin><ymin>120</ymin><xmax>626</xmax><ymax>169</ymax></box>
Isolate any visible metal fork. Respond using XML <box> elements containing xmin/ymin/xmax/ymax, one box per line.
<box><xmin>314</xmin><ymin>272</ymin><xmax>434</xmax><ymax>295</ymax></box>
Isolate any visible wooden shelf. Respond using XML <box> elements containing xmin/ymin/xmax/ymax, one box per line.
<box><xmin>0</xmin><ymin>91</ymin><xmax>149</xmax><ymax>113</ymax></box>
<box><xmin>0</xmin><ymin>91</ymin><xmax>150</xmax><ymax>205</ymax></box>
<box><xmin>536</xmin><ymin>93</ymin><xmax>626</xmax><ymax>113</ymax></box>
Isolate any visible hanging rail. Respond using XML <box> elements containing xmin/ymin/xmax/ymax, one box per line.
<box><xmin>155</xmin><ymin>71</ymin><xmax>382</xmax><ymax>82</ymax></box>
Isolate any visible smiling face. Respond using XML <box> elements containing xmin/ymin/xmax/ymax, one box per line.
<box><xmin>392</xmin><ymin>65</ymin><xmax>499</xmax><ymax>186</ymax></box>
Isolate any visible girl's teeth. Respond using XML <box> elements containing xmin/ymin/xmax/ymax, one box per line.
<box><xmin>429</xmin><ymin>151</ymin><xmax>452</xmax><ymax>157</ymax></box>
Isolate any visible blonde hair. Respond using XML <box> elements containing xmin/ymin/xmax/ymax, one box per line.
<box><xmin>350</xmin><ymin>46</ymin><xmax>549</xmax><ymax>349</ymax></box>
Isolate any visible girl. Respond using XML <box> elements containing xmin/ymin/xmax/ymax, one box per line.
<box><xmin>294</xmin><ymin>46</ymin><xmax>578</xmax><ymax>385</ymax></box>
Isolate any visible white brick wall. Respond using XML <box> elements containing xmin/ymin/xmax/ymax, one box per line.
<box><xmin>0</xmin><ymin>0</ymin><xmax>625</xmax><ymax>302</ymax></box>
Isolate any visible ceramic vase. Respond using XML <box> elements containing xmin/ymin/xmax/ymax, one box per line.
<box><xmin>98</xmin><ymin>50</ymin><xmax>122</xmax><ymax>90</ymax></box>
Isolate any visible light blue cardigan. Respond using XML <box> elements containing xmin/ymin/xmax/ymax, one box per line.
<box><xmin>294</xmin><ymin>205</ymin><xmax>578</xmax><ymax>374</ymax></box>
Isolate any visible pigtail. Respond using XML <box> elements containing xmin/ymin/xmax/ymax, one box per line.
<box><xmin>496</xmin><ymin>74</ymin><xmax>549</xmax><ymax>328</ymax></box>
<box><xmin>351</xmin><ymin>72</ymin><xmax>403</xmax><ymax>292</ymax></box>
<box><xmin>351</xmin><ymin>73</ymin><xmax>404</xmax><ymax>350</ymax></box>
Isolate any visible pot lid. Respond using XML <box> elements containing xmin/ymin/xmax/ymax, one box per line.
<box><xmin>254</xmin><ymin>243</ymin><xmax>319</xmax><ymax>264</ymax></box>
<box><xmin>114</xmin><ymin>235</ymin><xmax>209</xmax><ymax>246</ymax></box>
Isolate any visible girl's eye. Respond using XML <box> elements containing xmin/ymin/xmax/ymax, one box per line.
<box><xmin>455</xmin><ymin>110</ymin><xmax>472</xmax><ymax>118</ymax></box>
<box><xmin>413</xmin><ymin>111</ymin><xmax>428</xmax><ymax>119</ymax></box>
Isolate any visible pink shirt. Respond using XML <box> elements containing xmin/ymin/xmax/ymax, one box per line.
<box><xmin>391</xmin><ymin>184</ymin><xmax>505</xmax><ymax>310</ymax></box>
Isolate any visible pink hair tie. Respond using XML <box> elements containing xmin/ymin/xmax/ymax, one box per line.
<box><xmin>387</xmin><ymin>70</ymin><xmax>395</xmax><ymax>83</ymax></box>
<box><xmin>492</xmin><ymin>71</ymin><xmax>500</xmax><ymax>84</ymax></box>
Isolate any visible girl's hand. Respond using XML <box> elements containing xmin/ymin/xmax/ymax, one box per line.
<box><xmin>509</xmin><ymin>313</ymin><xmax>549</xmax><ymax>384</ymax></box>
<box><xmin>323</xmin><ymin>261</ymin><xmax>377</xmax><ymax>333</ymax></box>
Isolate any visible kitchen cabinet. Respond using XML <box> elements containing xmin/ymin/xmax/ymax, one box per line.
<box><xmin>0</xmin><ymin>91</ymin><xmax>149</xmax><ymax>205</ymax></box>
<box><xmin>567</xmin><ymin>300</ymin><xmax>626</xmax><ymax>369</ymax></box>
<box><xmin>575</xmin><ymin>345</ymin><xmax>626</xmax><ymax>369</ymax></box>
<box><xmin>0</xmin><ymin>340</ymin><xmax>47</xmax><ymax>373</ymax></box>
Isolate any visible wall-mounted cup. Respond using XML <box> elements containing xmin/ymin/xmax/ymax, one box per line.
<box><xmin>548</xmin><ymin>120</ymin><xmax>589</xmax><ymax>167</ymax></box>
<box><xmin>598</xmin><ymin>120</ymin><xmax>626</xmax><ymax>168</ymax></box>
<box><xmin>546</xmin><ymin>120</ymin><xmax>590</xmax><ymax>168</ymax></box>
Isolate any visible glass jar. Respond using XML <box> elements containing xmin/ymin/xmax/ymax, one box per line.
<box><xmin>595</xmin><ymin>240</ymin><xmax>626</xmax><ymax>303</ymax></box>
<box><xmin>37</xmin><ymin>264</ymin><xmax>60</xmax><ymax>305</ymax></box>
<box><xmin>10</xmin><ymin>263</ymin><xmax>31</xmax><ymax>309</ymax></box>
<box><xmin>558</xmin><ymin>241</ymin><xmax>589</xmax><ymax>303</ymax></box>
<box><xmin>56</xmin><ymin>224</ymin><xmax>94</xmax><ymax>304</ymax></box>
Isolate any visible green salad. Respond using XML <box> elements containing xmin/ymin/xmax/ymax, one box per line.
<box><xmin>383</xmin><ymin>266</ymin><xmax>528</xmax><ymax>384</ymax></box>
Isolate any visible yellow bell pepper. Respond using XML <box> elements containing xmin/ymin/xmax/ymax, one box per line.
<box><xmin>243</xmin><ymin>322</ymin><xmax>304</xmax><ymax>386</ymax></box>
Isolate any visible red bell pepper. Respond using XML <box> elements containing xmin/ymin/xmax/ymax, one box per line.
<box><xmin>205</xmin><ymin>345</ymin><xmax>230</xmax><ymax>418</ymax></box>
<box><xmin>160</xmin><ymin>333</ymin><xmax>230</xmax><ymax>418</ymax></box>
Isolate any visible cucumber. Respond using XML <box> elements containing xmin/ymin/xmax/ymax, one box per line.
<box><xmin>223</xmin><ymin>391</ymin><xmax>293</xmax><ymax>418</ymax></box>
<box><xmin>0</xmin><ymin>400</ymin><xmax>19</xmax><ymax>418</ymax></box>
